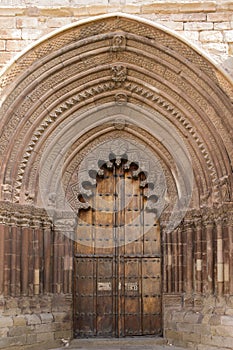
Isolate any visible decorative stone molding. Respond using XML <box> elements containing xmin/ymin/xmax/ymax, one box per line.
<box><xmin>0</xmin><ymin>14</ymin><xmax>231</xmax><ymax>215</ymax></box>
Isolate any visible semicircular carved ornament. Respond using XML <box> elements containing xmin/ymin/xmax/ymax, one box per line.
<box><xmin>68</xmin><ymin>138</ymin><xmax>167</xmax><ymax>217</ymax></box>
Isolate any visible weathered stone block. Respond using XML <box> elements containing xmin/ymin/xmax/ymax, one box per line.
<box><xmin>171</xmin><ymin>311</ymin><xmax>185</xmax><ymax>323</ymax></box>
<box><xmin>227</xmin><ymin>296</ymin><xmax>233</xmax><ymax>308</ymax></box>
<box><xmin>157</xmin><ymin>21</ymin><xmax>183</xmax><ymax>31</ymax></box>
<box><xmin>40</xmin><ymin>312</ymin><xmax>54</xmax><ymax>324</ymax></box>
<box><xmin>88</xmin><ymin>5</ymin><xmax>108</xmax><ymax>15</ymax></box>
<box><xmin>21</xmin><ymin>28</ymin><xmax>45</xmax><ymax>40</ymax></box>
<box><xmin>214</xmin><ymin>22</ymin><xmax>232</xmax><ymax>30</ymax></box>
<box><xmin>124</xmin><ymin>4</ymin><xmax>140</xmax><ymax>14</ymax></box>
<box><xmin>207</xmin><ymin>12</ymin><xmax>233</xmax><ymax>22</ymax></box>
<box><xmin>202</xmin><ymin>43</ymin><xmax>228</xmax><ymax>54</ymax></box>
<box><xmin>36</xmin><ymin>332</ymin><xmax>54</xmax><ymax>342</ymax></box>
<box><xmin>13</xmin><ymin>316</ymin><xmax>26</xmax><ymax>326</ymax></box>
<box><xmin>35</xmin><ymin>323</ymin><xmax>56</xmax><ymax>333</ymax></box>
<box><xmin>224</xmin><ymin>30</ymin><xmax>233</xmax><ymax>42</ymax></box>
<box><xmin>184</xmin><ymin>311</ymin><xmax>203</xmax><ymax>324</ymax></box>
<box><xmin>46</xmin><ymin>18</ymin><xmax>72</xmax><ymax>28</ymax></box>
<box><xmin>0</xmin><ymin>17</ymin><xmax>16</xmax><ymax>29</ymax></box>
<box><xmin>0</xmin><ymin>316</ymin><xmax>13</xmax><ymax>328</ymax></box>
<box><xmin>209</xmin><ymin>315</ymin><xmax>221</xmax><ymax>325</ymax></box>
<box><xmin>54</xmin><ymin>329</ymin><xmax>72</xmax><ymax>340</ymax></box>
<box><xmin>198</xmin><ymin>345</ymin><xmax>220</xmax><ymax>350</ymax></box>
<box><xmin>183</xmin><ymin>331</ymin><xmax>201</xmax><ymax>343</ymax></box>
<box><xmin>26</xmin><ymin>333</ymin><xmax>37</xmax><ymax>344</ymax></box>
<box><xmin>202</xmin><ymin>314</ymin><xmax>212</xmax><ymax>324</ymax></box>
<box><xmin>165</xmin><ymin>329</ymin><xmax>183</xmax><ymax>341</ymax></box>
<box><xmin>194</xmin><ymin>324</ymin><xmax>211</xmax><ymax>335</ymax></box>
<box><xmin>176</xmin><ymin>322</ymin><xmax>194</xmax><ymax>333</ymax></box>
<box><xmin>25</xmin><ymin>314</ymin><xmax>41</xmax><ymax>326</ymax></box>
<box><xmin>225</xmin><ymin>308</ymin><xmax>233</xmax><ymax>316</ymax></box>
<box><xmin>52</xmin><ymin>295</ymin><xmax>72</xmax><ymax>313</ymax></box>
<box><xmin>53</xmin><ymin>311</ymin><xmax>70</xmax><ymax>322</ymax></box>
<box><xmin>0</xmin><ymin>327</ymin><xmax>9</xmax><ymax>337</ymax></box>
<box><xmin>171</xmin><ymin>13</ymin><xmax>206</xmax><ymax>22</ymax></box>
<box><xmin>211</xmin><ymin>325</ymin><xmax>233</xmax><ymax>337</ymax></box>
<box><xmin>0</xmin><ymin>40</ymin><xmax>6</xmax><ymax>51</ymax></box>
<box><xmin>201</xmin><ymin>334</ymin><xmax>233</xmax><ymax>348</ymax></box>
<box><xmin>0</xmin><ymin>335</ymin><xmax>27</xmax><ymax>347</ymax></box>
<box><xmin>8</xmin><ymin>326</ymin><xmax>29</xmax><ymax>337</ymax></box>
<box><xmin>200</xmin><ymin>30</ymin><xmax>223</xmax><ymax>42</ymax></box>
<box><xmin>184</xmin><ymin>22</ymin><xmax>213</xmax><ymax>31</ymax></box>
<box><xmin>0</xmin><ymin>29</ymin><xmax>21</xmax><ymax>40</ymax></box>
<box><xmin>221</xmin><ymin>315</ymin><xmax>233</xmax><ymax>326</ymax></box>
<box><xmin>6</xmin><ymin>39</ymin><xmax>29</xmax><ymax>52</ymax></box>
<box><xmin>16</xmin><ymin>17</ymin><xmax>38</xmax><ymax>29</ymax></box>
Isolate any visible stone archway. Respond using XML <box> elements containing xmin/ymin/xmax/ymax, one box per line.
<box><xmin>0</xmin><ymin>13</ymin><xmax>232</xmax><ymax>349</ymax></box>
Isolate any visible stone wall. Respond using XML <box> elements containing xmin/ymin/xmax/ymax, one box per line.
<box><xmin>0</xmin><ymin>294</ymin><xmax>72</xmax><ymax>350</ymax></box>
<box><xmin>164</xmin><ymin>294</ymin><xmax>233</xmax><ymax>350</ymax></box>
<box><xmin>0</xmin><ymin>1</ymin><xmax>232</xmax><ymax>77</ymax></box>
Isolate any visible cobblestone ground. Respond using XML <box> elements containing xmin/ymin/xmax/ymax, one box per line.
<box><xmin>50</xmin><ymin>337</ymin><xmax>185</xmax><ymax>350</ymax></box>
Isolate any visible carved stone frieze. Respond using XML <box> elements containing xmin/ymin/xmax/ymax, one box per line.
<box><xmin>0</xmin><ymin>201</ymin><xmax>51</xmax><ymax>227</ymax></box>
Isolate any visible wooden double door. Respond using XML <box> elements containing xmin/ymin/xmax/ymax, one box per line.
<box><xmin>74</xmin><ymin>161</ymin><xmax>162</xmax><ymax>337</ymax></box>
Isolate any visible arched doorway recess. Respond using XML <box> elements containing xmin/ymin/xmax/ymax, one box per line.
<box><xmin>0</xmin><ymin>13</ymin><xmax>232</xmax><ymax>349</ymax></box>
<box><xmin>73</xmin><ymin>137</ymin><xmax>163</xmax><ymax>337</ymax></box>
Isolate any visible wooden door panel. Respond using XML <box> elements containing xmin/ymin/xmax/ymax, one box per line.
<box><xmin>74</xmin><ymin>162</ymin><xmax>162</xmax><ymax>338</ymax></box>
<box><xmin>124</xmin><ymin>314</ymin><xmax>141</xmax><ymax>336</ymax></box>
<box><xmin>96</xmin><ymin>258</ymin><xmax>115</xmax><ymax>336</ymax></box>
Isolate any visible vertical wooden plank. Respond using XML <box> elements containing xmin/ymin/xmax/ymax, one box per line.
<box><xmin>0</xmin><ymin>224</ymin><xmax>5</xmax><ymax>295</ymax></box>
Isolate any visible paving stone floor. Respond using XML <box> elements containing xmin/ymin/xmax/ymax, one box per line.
<box><xmin>50</xmin><ymin>337</ymin><xmax>185</xmax><ymax>350</ymax></box>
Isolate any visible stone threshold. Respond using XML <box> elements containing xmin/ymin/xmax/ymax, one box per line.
<box><xmin>49</xmin><ymin>337</ymin><xmax>186</xmax><ymax>349</ymax></box>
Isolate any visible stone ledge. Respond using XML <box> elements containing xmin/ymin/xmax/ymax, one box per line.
<box><xmin>0</xmin><ymin>2</ymin><xmax>231</xmax><ymax>17</ymax></box>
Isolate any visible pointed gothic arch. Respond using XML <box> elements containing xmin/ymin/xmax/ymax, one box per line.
<box><xmin>0</xmin><ymin>13</ymin><xmax>232</xmax><ymax>349</ymax></box>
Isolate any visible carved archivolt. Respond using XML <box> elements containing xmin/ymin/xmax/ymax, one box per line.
<box><xmin>0</xmin><ymin>14</ymin><xmax>232</xmax><ymax>215</ymax></box>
